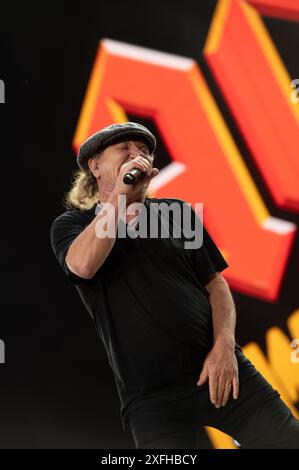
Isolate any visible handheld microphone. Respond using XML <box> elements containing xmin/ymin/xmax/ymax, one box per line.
<box><xmin>123</xmin><ymin>168</ymin><xmax>146</xmax><ymax>185</ymax></box>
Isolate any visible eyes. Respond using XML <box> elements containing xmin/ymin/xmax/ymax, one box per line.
<box><xmin>117</xmin><ymin>142</ymin><xmax>150</xmax><ymax>154</ymax></box>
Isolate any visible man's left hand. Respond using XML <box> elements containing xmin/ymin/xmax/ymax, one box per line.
<box><xmin>196</xmin><ymin>339</ymin><xmax>239</xmax><ymax>408</ymax></box>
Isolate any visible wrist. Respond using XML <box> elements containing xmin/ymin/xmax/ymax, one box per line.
<box><xmin>213</xmin><ymin>333</ymin><xmax>235</xmax><ymax>350</ymax></box>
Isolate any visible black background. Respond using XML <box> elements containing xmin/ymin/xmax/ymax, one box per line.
<box><xmin>0</xmin><ymin>0</ymin><xmax>298</xmax><ymax>448</ymax></box>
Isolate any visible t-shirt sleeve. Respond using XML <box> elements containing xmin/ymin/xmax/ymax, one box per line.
<box><xmin>186</xmin><ymin>203</ymin><xmax>229</xmax><ymax>287</ymax></box>
<box><xmin>50</xmin><ymin>210</ymin><xmax>91</xmax><ymax>285</ymax></box>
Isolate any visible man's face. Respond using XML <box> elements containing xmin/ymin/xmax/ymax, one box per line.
<box><xmin>92</xmin><ymin>139</ymin><xmax>154</xmax><ymax>183</ymax></box>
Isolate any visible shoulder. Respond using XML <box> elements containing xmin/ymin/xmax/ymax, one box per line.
<box><xmin>51</xmin><ymin>205</ymin><xmax>96</xmax><ymax>226</ymax></box>
<box><xmin>50</xmin><ymin>210</ymin><xmax>82</xmax><ymax>233</ymax></box>
<box><xmin>50</xmin><ymin>206</ymin><xmax>96</xmax><ymax>239</ymax></box>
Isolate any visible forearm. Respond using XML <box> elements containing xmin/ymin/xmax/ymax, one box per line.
<box><xmin>197</xmin><ymin>277</ymin><xmax>240</xmax><ymax>404</ymax></box>
<box><xmin>66</xmin><ymin>192</ymin><xmax>120</xmax><ymax>279</ymax></box>
<box><xmin>208</xmin><ymin>277</ymin><xmax>236</xmax><ymax>349</ymax></box>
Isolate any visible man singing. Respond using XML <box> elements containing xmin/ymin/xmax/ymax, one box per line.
<box><xmin>50</xmin><ymin>122</ymin><xmax>299</xmax><ymax>449</ymax></box>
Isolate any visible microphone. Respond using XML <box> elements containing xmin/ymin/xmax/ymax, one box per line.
<box><xmin>123</xmin><ymin>168</ymin><xmax>146</xmax><ymax>185</ymax></box>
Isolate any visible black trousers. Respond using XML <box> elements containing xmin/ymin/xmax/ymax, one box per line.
<box><xmin>127</xmin><ymin>352</ymin><xmax>299</xmax><ymax>449</ymax></box>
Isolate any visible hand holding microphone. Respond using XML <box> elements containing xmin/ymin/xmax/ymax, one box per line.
<box><xmin>122</xmin><ymin>155</ymin><xmax>158</xmax><ymax>185</ymax></box>
<box><xmin>123</xmin><ymin>167</ymin><xmax>146</xmax><ymax>185</ymax></box>
<box><xmin>111</xmin><ymin>155</ymin><xmax>159</xmax><ymax>202</ymax></box>
<box><xmin>123</xmin><ymin>155</ymin><xmax>149</xmax><ymax>185</ymax></box>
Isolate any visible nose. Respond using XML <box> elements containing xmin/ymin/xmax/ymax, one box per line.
<box><xmin>124</xmin><ymin>142</ymin><xmax>149</xmax><ymax>164</ymax></box>
<box><xmin>128</xmin><ymin>147</ymin><xmax>145</xmax><ymax>159</ymax></box>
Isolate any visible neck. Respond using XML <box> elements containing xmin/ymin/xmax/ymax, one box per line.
<box><xmin>98</xmin><ymin>180</ymin><xmax>115</xmax><ymax>203</ymax></box>
<box><xmin>97</xmin><ymin>182</ymin><xmax>146</xmax><ymax>206</ymax></box>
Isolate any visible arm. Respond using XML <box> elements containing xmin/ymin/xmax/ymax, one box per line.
<box><xmin>197</xmin><ymin>272</ymin><xmax>239</xmax><ymax>407</ymax></box>
<box><xmin>205</xmin><ymin>272</ymin><xmax>236</xmax><ymax>347</ymax></box>
<box><xmin>65</xmin><ymin>192</ymin><xmax>120</xmax><ymax>279</ymax></box>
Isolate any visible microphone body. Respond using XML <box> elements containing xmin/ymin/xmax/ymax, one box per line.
<box><xmin>123</xmin><ymin>168</ymin><xmax>146</xmax><ymax>185</ymax></box>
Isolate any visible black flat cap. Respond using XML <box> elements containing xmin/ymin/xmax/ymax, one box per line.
<box><xmin>77</xmin><ymin>122</ymin><xmax>156</xmax><ymax>171</ymax></box>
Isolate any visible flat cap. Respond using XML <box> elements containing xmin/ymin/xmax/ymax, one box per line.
<box><xmin>77</xmin><ymin>122</ymin><xmax>156</xmax><ymax>171</ymax></box>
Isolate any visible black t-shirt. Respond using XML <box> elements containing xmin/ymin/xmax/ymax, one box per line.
<box><xmin>50</xmin><ymin>197</ymin><xmax>242</xmax><ymax>432</ymax></box>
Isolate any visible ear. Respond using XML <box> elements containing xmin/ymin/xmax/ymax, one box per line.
<box><xmin>88</xmin><ymin>156</ymin><xmax>101</xmax><ymax>177</ymax></box>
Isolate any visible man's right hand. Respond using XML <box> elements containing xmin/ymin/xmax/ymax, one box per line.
<box><xmin>111</xmin><ymin>155</ymin><xmax>159</xmax><ymax>205</ymax></box>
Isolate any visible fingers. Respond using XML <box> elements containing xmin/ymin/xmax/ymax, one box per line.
<box><xmin>135</xmin><ymin>168</ymin><xmax>158</xmax><ymax>189</ymax></box>
<box><xmin>217</xmin><ymin>373</ymin><xmax>239</xmax><ymax>407</ymax></box>
<box><xmin>216</xmin><ymin>374</ymin><xmax>226</xmax><ymax>408</ymax></box>
<box><xmin>220</xmin><ymin>377</ymin><xmax>232</xmax><ymax>407</ymax></box>
<box><xmin>150</xmin><ymin>167</ymin><xmax>159</xmax><ymax>177</ymax></box>
<box><xmin>197</xmin><ymin>367</ymin><xmax>208</xmax><ymax>387</ymax></box>
<box><xmin>208</xmin><ymin>373</ymin><xmax>218</xmax><ymax>407</ymax></box>
<box><xmin>120</xmin><ymin>156</ymin><xmax>152</xmax><ymax>179</ymax></box>
<box><xmin>210</xmin><ymin>375</ymin><xmax>233</xmax><ymax>408</ymax></box>
<box><xmin>143</xmin><ymin>167</ymin><xmax>159</xmax><ymax>182</ymax></box>
<box><xmin>205</xmin><ymin>371</ymin><xmax>238</xmax><ymax>408</ymax></box>
<box><xmin>132</xmin><ymin>156</ymin><xmax>152</xmax><ymax>176</ymax></box>
<box><xmin>232</xmin><ymin>375</ymin><xmax>239</xmax><ymax>400</ymax></box>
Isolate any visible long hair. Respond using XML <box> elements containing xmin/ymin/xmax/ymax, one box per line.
<box><xmin>63</xmin><ymin>159</ymin><xmax>154</xmax><ymax>211</ymax></box>
<box><xmin>63</xmin><ymin>167</ymin><xmax>99</xmax><ymax>211</ymax></box>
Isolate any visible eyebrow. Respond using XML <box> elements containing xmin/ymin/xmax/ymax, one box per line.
<box><xmin>116</xmin><ymin>141</ymin><xmax>150</xmax><ymax>151</ymax></box>
<box><xmin>117</xmin><ymin>141</ymin><xmax>146</xmax><ymax>145</ymax></box>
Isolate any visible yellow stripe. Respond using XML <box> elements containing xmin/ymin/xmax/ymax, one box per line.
<box><xmin>106</xmin><ymin>98</ymin><xmax>128</xmax><ymax>123</ymax></box>
<box><xmin>189</xmin><ymin>65</ymin><xmax>268</xmax><ymax>223</ymax></box>
<box><xmin>204</xmin><ymin>0</ymin><xmax>231</xmax><ymax>55</ymax></box>
<box><xmin>73</xmin><ymin>42</ymin><xmax>108</xmax><ymax>148</ymax></box>
<box><xmin>220</xmin><ymin>249</ymin><xmax>229</xmax><ymax>262</ymax></box>
<box><xmin>205</xmin><ymin>426</ymin><xmax>237</xmax><ymax>449</ymax></box>
<box><xmin>242</xmin><ymin>0</ymin><xmax>299</xmax><ymax>126</ymax></box>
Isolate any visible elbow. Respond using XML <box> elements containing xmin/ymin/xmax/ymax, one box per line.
<box><xmin>65</xmin><ymin>250</ymin><xmax>94</xmax><ymax>280</ymax></box>
<box><xmin>75</xmin><ymin>266</ymin><xmax>95</xmax><ymax>279</ymax></box>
